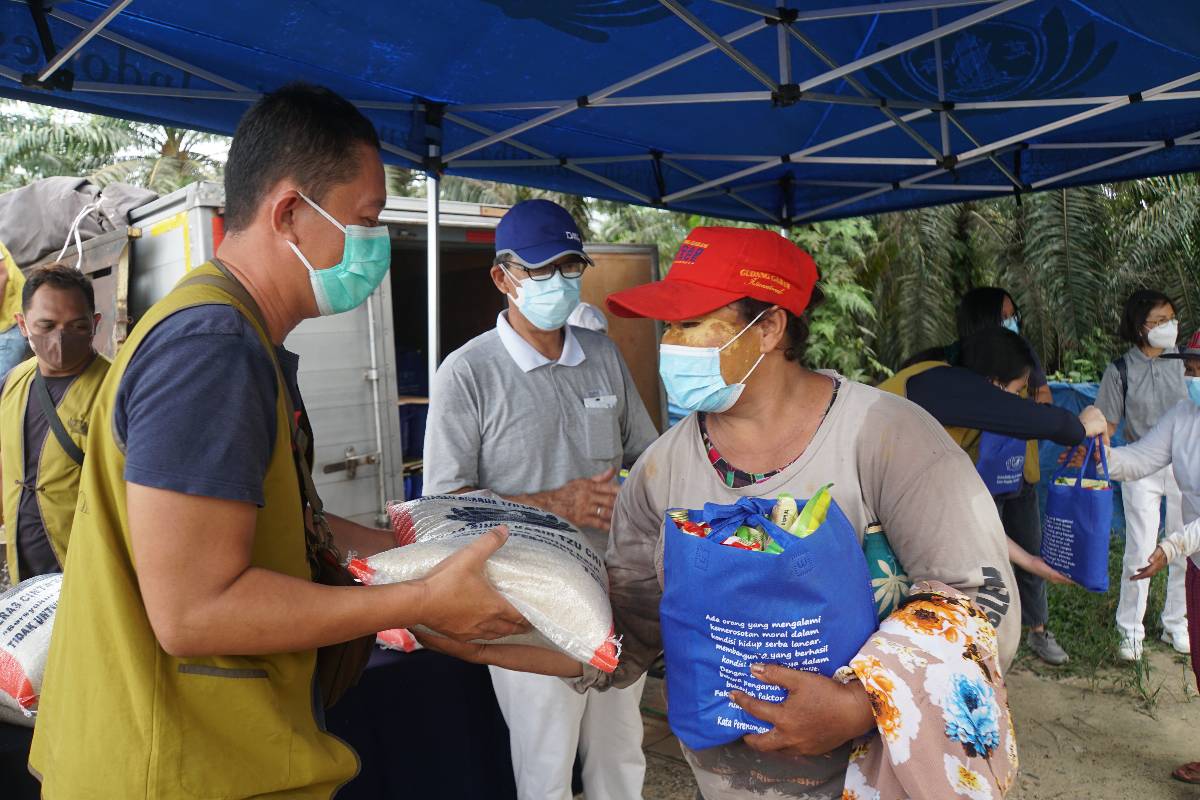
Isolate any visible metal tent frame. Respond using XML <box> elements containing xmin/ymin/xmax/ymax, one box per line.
<box><xmin>2</xmin><ymin>0</ymin><xmax>1200</xmax><ymax>384</ymax></box>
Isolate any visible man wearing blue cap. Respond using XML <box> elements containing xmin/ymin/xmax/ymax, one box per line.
<box><xmin>424</xmin><ymin>199</ymin><xmax>658</xmax><ymax>800</ymax></box>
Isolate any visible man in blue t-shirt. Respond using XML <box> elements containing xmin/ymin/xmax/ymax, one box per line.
<box><xmin>118</xmin><ymin>85</ymin><xmax>531</xmax><ymax>656</ymax></box>
<box><xmin>29</xmin><ymin>84</ymin><xmax>531</xmax><ymax>799</ymax></box>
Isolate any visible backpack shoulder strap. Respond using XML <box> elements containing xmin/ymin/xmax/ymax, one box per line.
<box><xmin>1113</xmin><ymin>355</ymin><xmax>1128</xmax><ymax>419</ymax></box>
<box><xmin>31</xmin><ymin>370</ymin><xmax>85</xmax><ymax>466</ymax></box>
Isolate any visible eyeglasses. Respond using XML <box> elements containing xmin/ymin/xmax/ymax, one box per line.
<box><xmin>501</xmin><ymin>258</ymin><xmax>589</xmax><ymax>282</ymax></box>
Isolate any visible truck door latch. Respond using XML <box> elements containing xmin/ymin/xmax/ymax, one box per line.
<box><xmin>321</xmin><ymin>446</ymin><xmax>379</xmax><ymax>479</ymax></box>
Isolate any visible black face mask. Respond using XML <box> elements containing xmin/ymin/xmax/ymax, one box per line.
<box><xmin>29</xmin><ymin>329</ymin><xmax>94</xmax><ymax>373</ymax></box>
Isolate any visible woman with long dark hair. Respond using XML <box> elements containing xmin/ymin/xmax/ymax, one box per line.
<box><xmin>904</xmin><ymin>287</ymin><xmax>1065</xmax><ymax>664</ymax></box>
<box><xmin>881</xmin><ymin>326</ymin><xmax>1106</xmax><ymax>587</ymax></box>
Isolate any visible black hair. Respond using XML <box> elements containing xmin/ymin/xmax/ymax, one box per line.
<box><xmin>733</xmin><ymin>287</ymin><xmax>824</xmax><ymax>364</ymax></box>
<box><xmin>22</xmin><ymin>266</ymin><xmax>95</xmax><ymax>314</ymax></box>
<box><xmin>223</xmin><ymin>82</ymin><xmax>381</xmax><ymax>233</ymax></box>
<box><xmin>956</xmin><ymin>327</ymin><xmax>1035</xmax><ymax>385</ymax></box>
<box><xmin>956</xmin><ymin>287</ymin><xmax>1017</xmax><ymax>339</ymax></box>
<box><xmin>1118</xmin><ymin>289</ymin><xmax>1175</xmax><ymax>345</ymax></box>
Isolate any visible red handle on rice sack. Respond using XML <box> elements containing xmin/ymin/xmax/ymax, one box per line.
<box><xmin>388</xmin><ymin>503</ymin><xmax>417</xmax><ymax>547</ymax></box>
<box><xmin>377</xmin><ymin>628</ymin><xmax>422</xmax><ymax>653</ymax></box>
<box><xmin>347</xmin><ymin>558</ymin><xmax>375</xmax><ymax>583</ymax></box>
<box><xmin>0</xmin><ymin>653</ymin><xmax>37</xmax><ymax>710</ymax></box>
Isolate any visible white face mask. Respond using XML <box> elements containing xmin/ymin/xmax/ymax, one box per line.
<box><xmin>1147</xmin><ymin>319</ymin><xmax>1178</xmax><ymax>349</ymax></box>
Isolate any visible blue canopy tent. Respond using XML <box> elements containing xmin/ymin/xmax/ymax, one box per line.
<box><xmin>2</xmin><ymin>0</ymin><xmax>1200</xmax><ymax>378</ymax></box>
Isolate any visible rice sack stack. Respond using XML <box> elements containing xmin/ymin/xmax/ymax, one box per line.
<box><xmin>350</xmin><ymin>494</ymin><xmax>619</xmax><ymax>673</ymax></box>
<box><xmin>660</xmin><ymin>487</ymin><xmax>877</xmax><ymax>751</ymax></box>
<box><xmin>0</xmin><ymin>572</ymin><xmax>63</xmax><ymax>727</ymax></box>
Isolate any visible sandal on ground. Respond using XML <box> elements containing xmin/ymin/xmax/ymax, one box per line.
<box><xmin>1171</xmin><ymin>762</ymin><xmax>1200</xmax><ymax>784</ymax></box>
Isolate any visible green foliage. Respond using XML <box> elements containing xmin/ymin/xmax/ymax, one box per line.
<box><xmin>592</xmin><ymin>200</ymin><xmax>759</xmax><ymax>276</ymax></box>
<box><xmin>1023</xmin><ymin>535</ymin><xmax>1181</xmax><ymax>709</ymax></box>
<box><xmin>1117</xmin><ymin>174</ymin><xmax>1200</xmax><ymax>328</ymax></box>
<box><xmin>1047</xmin><ymin>326</ymin><xmax>1112</xmax><ymax>383</ymax></box>
<box><xmin>791</xmin><ymin>218</ymin><xmax>888</xmax><ymax>382</ymax></box>
<box><xmin>0</xmin><ymin>101</ymin><xmax>226</xmax><ymax>195</ymax></box>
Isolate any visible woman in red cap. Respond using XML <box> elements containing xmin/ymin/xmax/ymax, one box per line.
<box><xmin>424</xmin><ymin>227</ymin><xmax>1022</xmax><ymax>799</ymax></box>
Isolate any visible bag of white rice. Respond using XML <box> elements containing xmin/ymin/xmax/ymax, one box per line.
<box><xmin>0</xmin><ymin>572</ymin><xmax>62</xmax><ymax>725</ymax></box>
<box><xmin>349</xmin><ymin>494</ymin><xmax>619</xmax><ymax>673</ymax></box>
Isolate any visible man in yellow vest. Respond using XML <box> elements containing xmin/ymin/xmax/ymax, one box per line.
<box><xmin>30</xmin><ymin>83</ymin><xmax>528</xmax><ymax>799</ymax></box>
<box><xmin>0</xmin><ymin>241</ymin><xmax>28</xmax><ymax>380</ymax></box>
<box><xmin>1</xmin><ymin>265</ymin><xmax>109</xmax><ymax>584</ymax></box>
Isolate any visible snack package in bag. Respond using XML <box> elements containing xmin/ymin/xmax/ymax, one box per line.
<box><xmin>0</xmin><ymin>572</ymin><xmax>62</xmax><ymax>727</ymax></box>
<box><xmin>660</xmin><ymin>495</ymin><xmax>877</xmax><ymax>751</ymax></box>
<box><xmin>350</xmin><ymin>495</ymin><xmax>619</xmax><ymax>672</ymax></box>
<box><xmin>1041</xmin><ymin>437</ymin><xmax>1113</xmax><ymax>592</ymax></box>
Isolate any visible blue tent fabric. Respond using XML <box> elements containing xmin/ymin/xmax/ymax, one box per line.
<box><xmin>1</xmin><ymin>1</ymin><xmax>1199</xmax><ymax>224</ymax></box>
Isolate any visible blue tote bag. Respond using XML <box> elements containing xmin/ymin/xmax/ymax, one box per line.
<box><xmin>975</xmin><ymin>431</ymin><xmax>1026</xmax><ymax>497</ymax></box>
<box><xmin>1040</xmin><ymin>437</ymin><xmax>1113</xmax><ymax>592</ymax></box>
<box><xmin>659</xmin><ymin>496</ymin><xmax>877</xmax><ymax>751</ymax></box>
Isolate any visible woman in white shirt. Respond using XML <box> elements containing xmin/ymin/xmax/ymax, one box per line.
<box><xmin>1125</xmin><ymin>333</ymin><xmax>1200</xmax><ymax>785</ymax></box>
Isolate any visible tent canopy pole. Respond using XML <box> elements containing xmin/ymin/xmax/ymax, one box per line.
<box><xmin>37</xmin><ymin>0</ymin><xmax>133</xmax><ymax>84</ymax></box>
<box><xmin>425</xmin><ymin>108</ymin><xmax>443</xmax><ymax>392</ymax></box>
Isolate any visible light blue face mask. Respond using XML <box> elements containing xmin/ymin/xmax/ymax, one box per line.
<box><xmin>658</xmin><ymin>308</ymin><xmax>770</xmax><ymax>414</ymax></box>
<box><xmin>502</xmin><ymin>265</ymin><xmax>581</xmax><ymax>331</ymax></box>
<box><xmin>287</xmin><ymin>192</ymin><xmax>391</xmax><ymax>316</ymax></box>
<box><xmin>1002</xmin><ymin>316</ymin><xmax>1020</xmax><ymax>334</ymax></box>
<box><xmin>1187</xmin><ymin>376</ymin><xmax>1200</xmax><ymax>407</ymax></box>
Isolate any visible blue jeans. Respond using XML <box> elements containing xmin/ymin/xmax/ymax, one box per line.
<box><xmin>0</xmin><ymin>325</ymin><xmax>28</xmax><ymax>381</ymax></box>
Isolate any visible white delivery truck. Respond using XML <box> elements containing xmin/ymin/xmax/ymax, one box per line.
<box><xmin>25</xmin><ymin>182</ymin><xmax>664</xmax><ymax>526</ymax></box>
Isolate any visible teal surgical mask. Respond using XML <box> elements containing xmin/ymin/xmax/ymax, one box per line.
<box><xmin>658</xmin><ymin>308</ymin><xmax>770</xmax><ymax>414</ymax></box>
<box><xmin>1187</xmin><ymin>376</ymin><xmax>1200</xmax><ymax>407</ymax></box>
<box><xmin>287</xmin><ymin>192</ymin><xmax>391</xmax><ymax>316</ymax></box>
<box><xmin>1002</xmin><ymin>316</ymin><xmax>1020</xmax><ymax>334</ymax></box>
<box><xmin>502</xmin><ymin>265</ymin><xmax>581</xmax><ymax>331</ymax></box>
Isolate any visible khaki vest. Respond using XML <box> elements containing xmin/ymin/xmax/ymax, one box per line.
<box><xmin>29</xmin><ymin>262</ymin><xmax>358</xmax><ymax>799</ymax></box>
<box><xmin>0</xmin><ymin>353</ymin><xmax>110</xmax><ymax>582</ymax></box>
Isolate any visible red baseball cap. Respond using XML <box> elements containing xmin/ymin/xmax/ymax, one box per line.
<box><xmin>606</xmin><ymin>227</ymin><xmax>819</xmax><ymax>321</ymax></box>
<box><xmin>1162</xmin><ymin>329</ymin><xmax>1200</xmax><ymax>359</ymax></box>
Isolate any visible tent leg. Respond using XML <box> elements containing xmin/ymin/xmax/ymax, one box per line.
<box><xmin>426</xmin><ymin>167</ymin><xmax>441</xmax><ymax>394</ymax></box>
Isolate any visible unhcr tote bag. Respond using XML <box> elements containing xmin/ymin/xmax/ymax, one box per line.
<box><xmin>974</xmin><ymin>431</ymin><xmax>1026</xmax><ymax>497</ymax></box>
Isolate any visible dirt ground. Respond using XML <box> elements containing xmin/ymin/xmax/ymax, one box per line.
<box><xmin>1006</xmin><ymin>644</ymin><xmax>1199</xmax><ymax>800</ymax></box>
<box><xmin>633</xmin><ymin>643</ymin><xmax>1200</xmax><ymax>800</ymax></box>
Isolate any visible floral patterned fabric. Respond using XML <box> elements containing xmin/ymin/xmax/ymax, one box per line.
<box><xmin>835</xmin><ymin>581</ymin><xmax>1018</xmax><ymax>800</ymax></box>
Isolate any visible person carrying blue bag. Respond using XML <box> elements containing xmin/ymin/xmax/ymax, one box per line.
<box><xmin>422</xmin><ymin>228</ymin><xmax>1024</xmax><ymax>799</ymax></box>
<box><xmin>879</xmin><ymin>326</ymin><xmax>1109</xmax><ymax>665</ymax></box>
<box><xmin>659</xmin><ymin>494</ymin><xmax>878</xmax><ymax>751</ymax></box>
<box><xmin>1043</xmin><ymin>437</ymin><xmax>1114</xmax><ymax>592</ymax></box>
